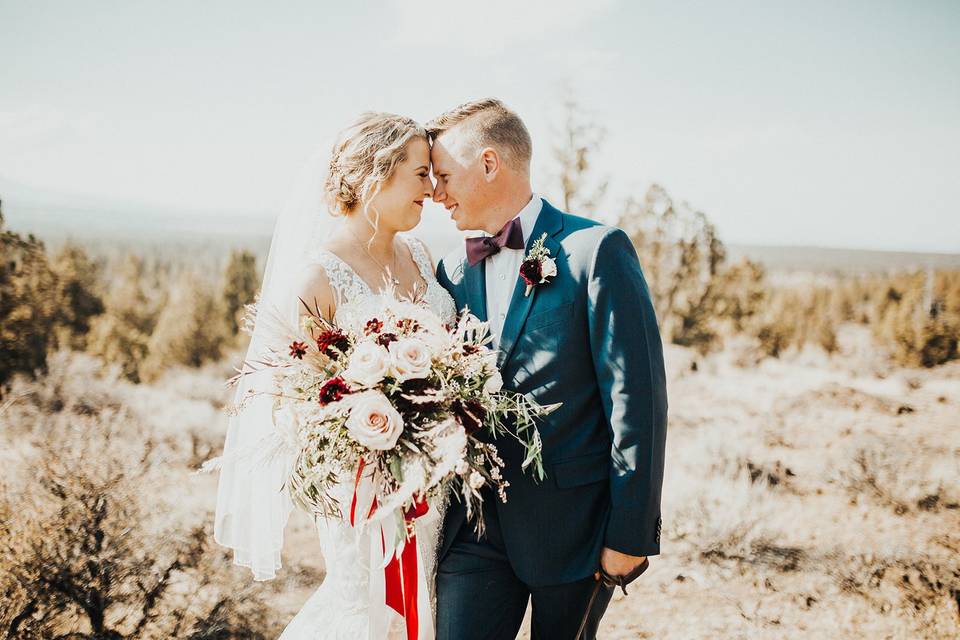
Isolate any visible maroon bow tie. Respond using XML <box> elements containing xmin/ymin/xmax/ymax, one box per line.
<box><xmin>466</xmin><ymin>217</ymin><xmax>525</xmax><ymax>267</ymax></box>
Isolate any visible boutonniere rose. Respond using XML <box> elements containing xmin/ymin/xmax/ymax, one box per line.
<box><xmin>519</xmin><ymin>233</ymin><xmax>556</xmax><ymax>296</ymax></box>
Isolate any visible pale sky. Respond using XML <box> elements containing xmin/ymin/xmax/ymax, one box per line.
<box><xmin>2</xmin><ymin>0</ymin><xmax>958</xmax><ymax>252</ymax></box>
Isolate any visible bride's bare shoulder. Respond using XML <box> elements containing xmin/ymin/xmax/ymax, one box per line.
<box><xmin>293</xmin><ymin>262</ymin><xmax>336</xmax><ymax>321</ymax></box>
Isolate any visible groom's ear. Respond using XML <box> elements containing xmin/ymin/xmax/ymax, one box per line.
<box><xmin>480</xmin><ymin>147</ymin><xmax>500</xmax><ymax>182</ymax></box>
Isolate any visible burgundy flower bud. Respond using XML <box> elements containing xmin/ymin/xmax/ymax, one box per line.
<box><xmin>289</xmin><ymin>341</ymin><xmax>308</xmax><ymax>359</ymax></box>
<box><xmin>519</xmin><ymin>259</ymin><xmax>542</xmax><ymax>286</ymax></box>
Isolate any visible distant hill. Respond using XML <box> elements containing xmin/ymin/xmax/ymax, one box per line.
<box><xmin>727</xmin><ymin>244</ymin><xmax>960</xmax><ymax>274</ymax></box>
<box><xmin>3</xmin><ymin>181</ymin><xmax>956</xmax><ymax>274</ymax></box>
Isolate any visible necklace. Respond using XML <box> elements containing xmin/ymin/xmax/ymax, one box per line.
<box><xmin>347</xmin><ymin>227</ymin><xmax>401</xmax><ymax>288</ymax></box>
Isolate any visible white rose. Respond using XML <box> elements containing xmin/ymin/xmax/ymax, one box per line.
<box><xmin>405</xmin><ymin>307</ymin><xmax>452</xmax><ymax>352</ymax></box>
<box><xmin>344</xmin><ymin>341</ymin><xmax>390</xmax><ymax>387</ymax></box>
<box><xmin>482</xmin><ymin>370</ymin><xmax>503</xmax><ymax>394</ymax></box>
<box><xmin>540</xmin><ymin>256</ymin><xmax>557</xmax><ymax>281</ymax></box>
<box><xmin>345</xmin><ymin>391</ymin><xmax>404</xmax><ymax>450</ymax></box>
<box><xmin>418</xmin><ymin>326</ymin><xmax>452</xmax><ymax>353</ymax></box>
<box><xmin>389</xmin><ymin>338</ymin><xmax>433</xmax><ymax>381</ymax></box>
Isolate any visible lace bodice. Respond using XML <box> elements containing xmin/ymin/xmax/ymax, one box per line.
<box><xmin>305</xmin><ymin>234</ymin><xmax>457</xmax><ymax>329</ymax></box>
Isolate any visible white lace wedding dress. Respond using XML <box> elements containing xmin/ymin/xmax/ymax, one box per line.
<box><xmin>278</xmin><ymin>234</ymin><xmax>457</xmax><ymax>640</ymax></box>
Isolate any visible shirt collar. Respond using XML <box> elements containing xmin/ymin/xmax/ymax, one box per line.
<box><xmin>511</xmin><ymin>193</ymin><xmax>543</xmax><ymax>245</ymax></box>
<box><xmin>477</xmin><ymin>193</ymin><xmax>543</xmax><ymax>245</ymax></box>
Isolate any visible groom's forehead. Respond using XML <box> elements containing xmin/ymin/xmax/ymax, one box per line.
<box><xmin>430</xmin><ymin>133</ymin><xmax>470</xmax><ymax>168</ymax></box>
<box><xmin>430</xmin><ymin>138</ymin><xmax>453</xmax><ymax>166</ymax></box>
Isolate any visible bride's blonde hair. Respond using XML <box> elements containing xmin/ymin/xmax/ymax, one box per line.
<box><xmin>324</xmin><ymin>112</ymin><xmax>428</xmax><ymax>223</ymax></box>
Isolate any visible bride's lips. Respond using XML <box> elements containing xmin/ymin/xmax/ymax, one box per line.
<box><xmin>414</xmin><ymin>200</ymin><xmax>424</xmax><ymax>207</ymax></box>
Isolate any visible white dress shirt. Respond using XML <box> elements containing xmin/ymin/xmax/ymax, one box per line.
<box><xmin>484</xmin><ymin>193</ymin><xmax>543</xmax><ymax>348</ymax></box>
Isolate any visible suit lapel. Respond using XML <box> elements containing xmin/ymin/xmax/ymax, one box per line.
<box><xmin>464</xmin><ymin>255</ymin><xmax>488</xmax><ymax>323</ymax></box>
<box><xmin>496</xmin><ymin>201</ymin><xmax>564</xmax><ymax>370</ymax></box>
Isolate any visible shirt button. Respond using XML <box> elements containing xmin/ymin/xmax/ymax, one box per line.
<box><xmin>498</xmin><ymin>273</ymin><xmax>505</xmax><ymax>281</ymax></box>
<box><xmin>499</xmin><ymin>312</ymin><xmax>506</xmax><ymax>318</ymax></box>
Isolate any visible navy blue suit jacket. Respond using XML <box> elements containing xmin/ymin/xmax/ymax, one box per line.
<box><xmin>436</xmin><ymin>199</ymin><xmax>668</xmax><ymax>587</ymax></box>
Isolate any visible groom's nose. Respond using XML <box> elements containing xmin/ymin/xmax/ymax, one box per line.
<box><xmin>432</xmin><ymin>182</ymin><xmax>446</xmax><ymax>203</ymax></box>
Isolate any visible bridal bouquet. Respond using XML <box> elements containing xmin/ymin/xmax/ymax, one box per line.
<box><xmin>216</xmin><ymin>291</ymin><xmax>552</xmax><ymax>544</ymax></box>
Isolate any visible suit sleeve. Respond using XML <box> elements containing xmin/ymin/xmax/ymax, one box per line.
<box><xmin>587</xmin><ymin>227</ymin><xmax>668</xmax><ymax>557</ymax></box>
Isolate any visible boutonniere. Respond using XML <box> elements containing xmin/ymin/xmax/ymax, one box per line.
<box><xmin>519</xmin><ymin>233</ymin><xmax>557</xmax><ymax>297</ymax></box>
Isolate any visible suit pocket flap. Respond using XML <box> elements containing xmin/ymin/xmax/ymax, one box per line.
<box><xmin>525</xmin><ymin>302</ymin><xmax>574</xmax><ymax>331</ymax></box>
<box><xmin>552</xmin><ymin>451</ymin><xmax>609</xmax><ymax>489</ymax></box>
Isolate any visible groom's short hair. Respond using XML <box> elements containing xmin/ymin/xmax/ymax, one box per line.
<box><xmin>426</xmin><ymin>98</ymin><xmax>532</xmax><ymax>171</ymax></box>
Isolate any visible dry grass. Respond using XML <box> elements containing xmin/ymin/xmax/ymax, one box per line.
<box><xmin>0</xmin><ymin>352</ymin><xmax>284</xmax><ymax>639</ymax></box>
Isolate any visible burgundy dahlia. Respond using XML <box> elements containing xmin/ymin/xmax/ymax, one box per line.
<box><xmin>376</xmin><ymin>332</ymin><xmax>399</xmax><ymax>348</ymax></box>
<box><xmin>364</xmin><ymin>318</ymin><xmax>384</xmax><ymax>335</ymax></box>
<box><xmin>316</xmin><ymin>329</ymin><xmax>350</xmax><ymax>360</ymax></box>
<box><xmin>318</xmin><ymin>377</ymin><xmax>351</xmax><ymax>406</ymax></box>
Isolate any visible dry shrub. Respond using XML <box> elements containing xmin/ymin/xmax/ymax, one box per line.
<box><xmin>616</xmin><ymin>183</ymin><xmax>728</xmax><ymax>354</ymax></box>
<box><xmin>49</xmin><ymin>243</ymin><xmax>106</xmax><ymax>351</ymax></box>
<box><xmin>0</xmin><ymin>405</ymin><xmax>272</xmax><ymax>639</ymax></box>
<box><xmin>735</xmin><ymin>270</ymin><xmax>959</xmax><ymax>366</ymax></box>
<box><xmin>221</xmin><ymin>249</ymin><xmax>260</xmax><ymax>337</ymax></box>
<box><xmin>86</xmin><ymin>256</ymin><xmax>160</xmax><ymax>383</ymax></box>
<box><xmin>85</xmin><ymin>256</ymin><xmax>238</xmax><ymax>383</ymax></box>
<box><xmin>713</xmin><ymin>259</ymin><xmax>767</xmax><ymax>333</ymax></box>
<box><xmin>872</xmin><ymin>270</ymin><xmax>960</xmax><ymax>367</ymax></box>
<box><xmin>747</xmin><ymin>286</ymin><xmax>840</xmax><ymax>359</ymax></box>
<box><xmin>839</xmin><ymin>446</ymin><xmax>912</xmax><ymax>515</ymax></box>
<box><xmin>0</xmin><ymin>207</ymin><xmax>58</xmax><ymax>389</ymax></box>
<box><xmin>550</xmin><ymin>96</ymin><xmax>609</xmax><ymax>213</ymax></box>
<box><xmin>832</xmin><ymin>552</ymin><xmax>960</xmax><ymax>635</ymax></box>
<box><xmin>834</xmin><ymin>437</ymin><xmax>957</xmax><ymax>520</ymax></box>
<box><xmin>139</xmin><ymin>271</ymin><xmax>228</xmax><ymax>383</ymax></box>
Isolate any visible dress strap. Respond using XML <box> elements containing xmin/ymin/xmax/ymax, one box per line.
<box><xmin>304</xmin><ymin>248</ymin><xmax>370</xmax><ymax>303</ymax></box>
<box><xmin>402</xmin><ymin>235</ymin><xmax>434</xmax><ymax>281</ymax></box>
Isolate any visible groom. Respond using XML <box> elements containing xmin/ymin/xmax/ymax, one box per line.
<box><xmin>429</xmin><ymin>98</ymin><xmax>668</xmax><ymax>640</ymax></box>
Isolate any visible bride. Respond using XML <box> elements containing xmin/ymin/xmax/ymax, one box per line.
<box><xmin>211</xmin><ymin>112</ymin><xmax>456</xmax><ymax>639</ymax></box>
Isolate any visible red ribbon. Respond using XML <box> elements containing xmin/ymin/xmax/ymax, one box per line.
<box><xmin>349</xmin><ymin>457</ymin><xmax>366</xmax><ymax>526</ymax></box>
<box><xmin>350</xmin><ymin>457</ymin><xmax>429</xmax><ymax>640</ymax></box>
<box><xmin>383</xmin><ymin>496</ymin><xmax>429</xmax><ymax>640</ymax></box>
